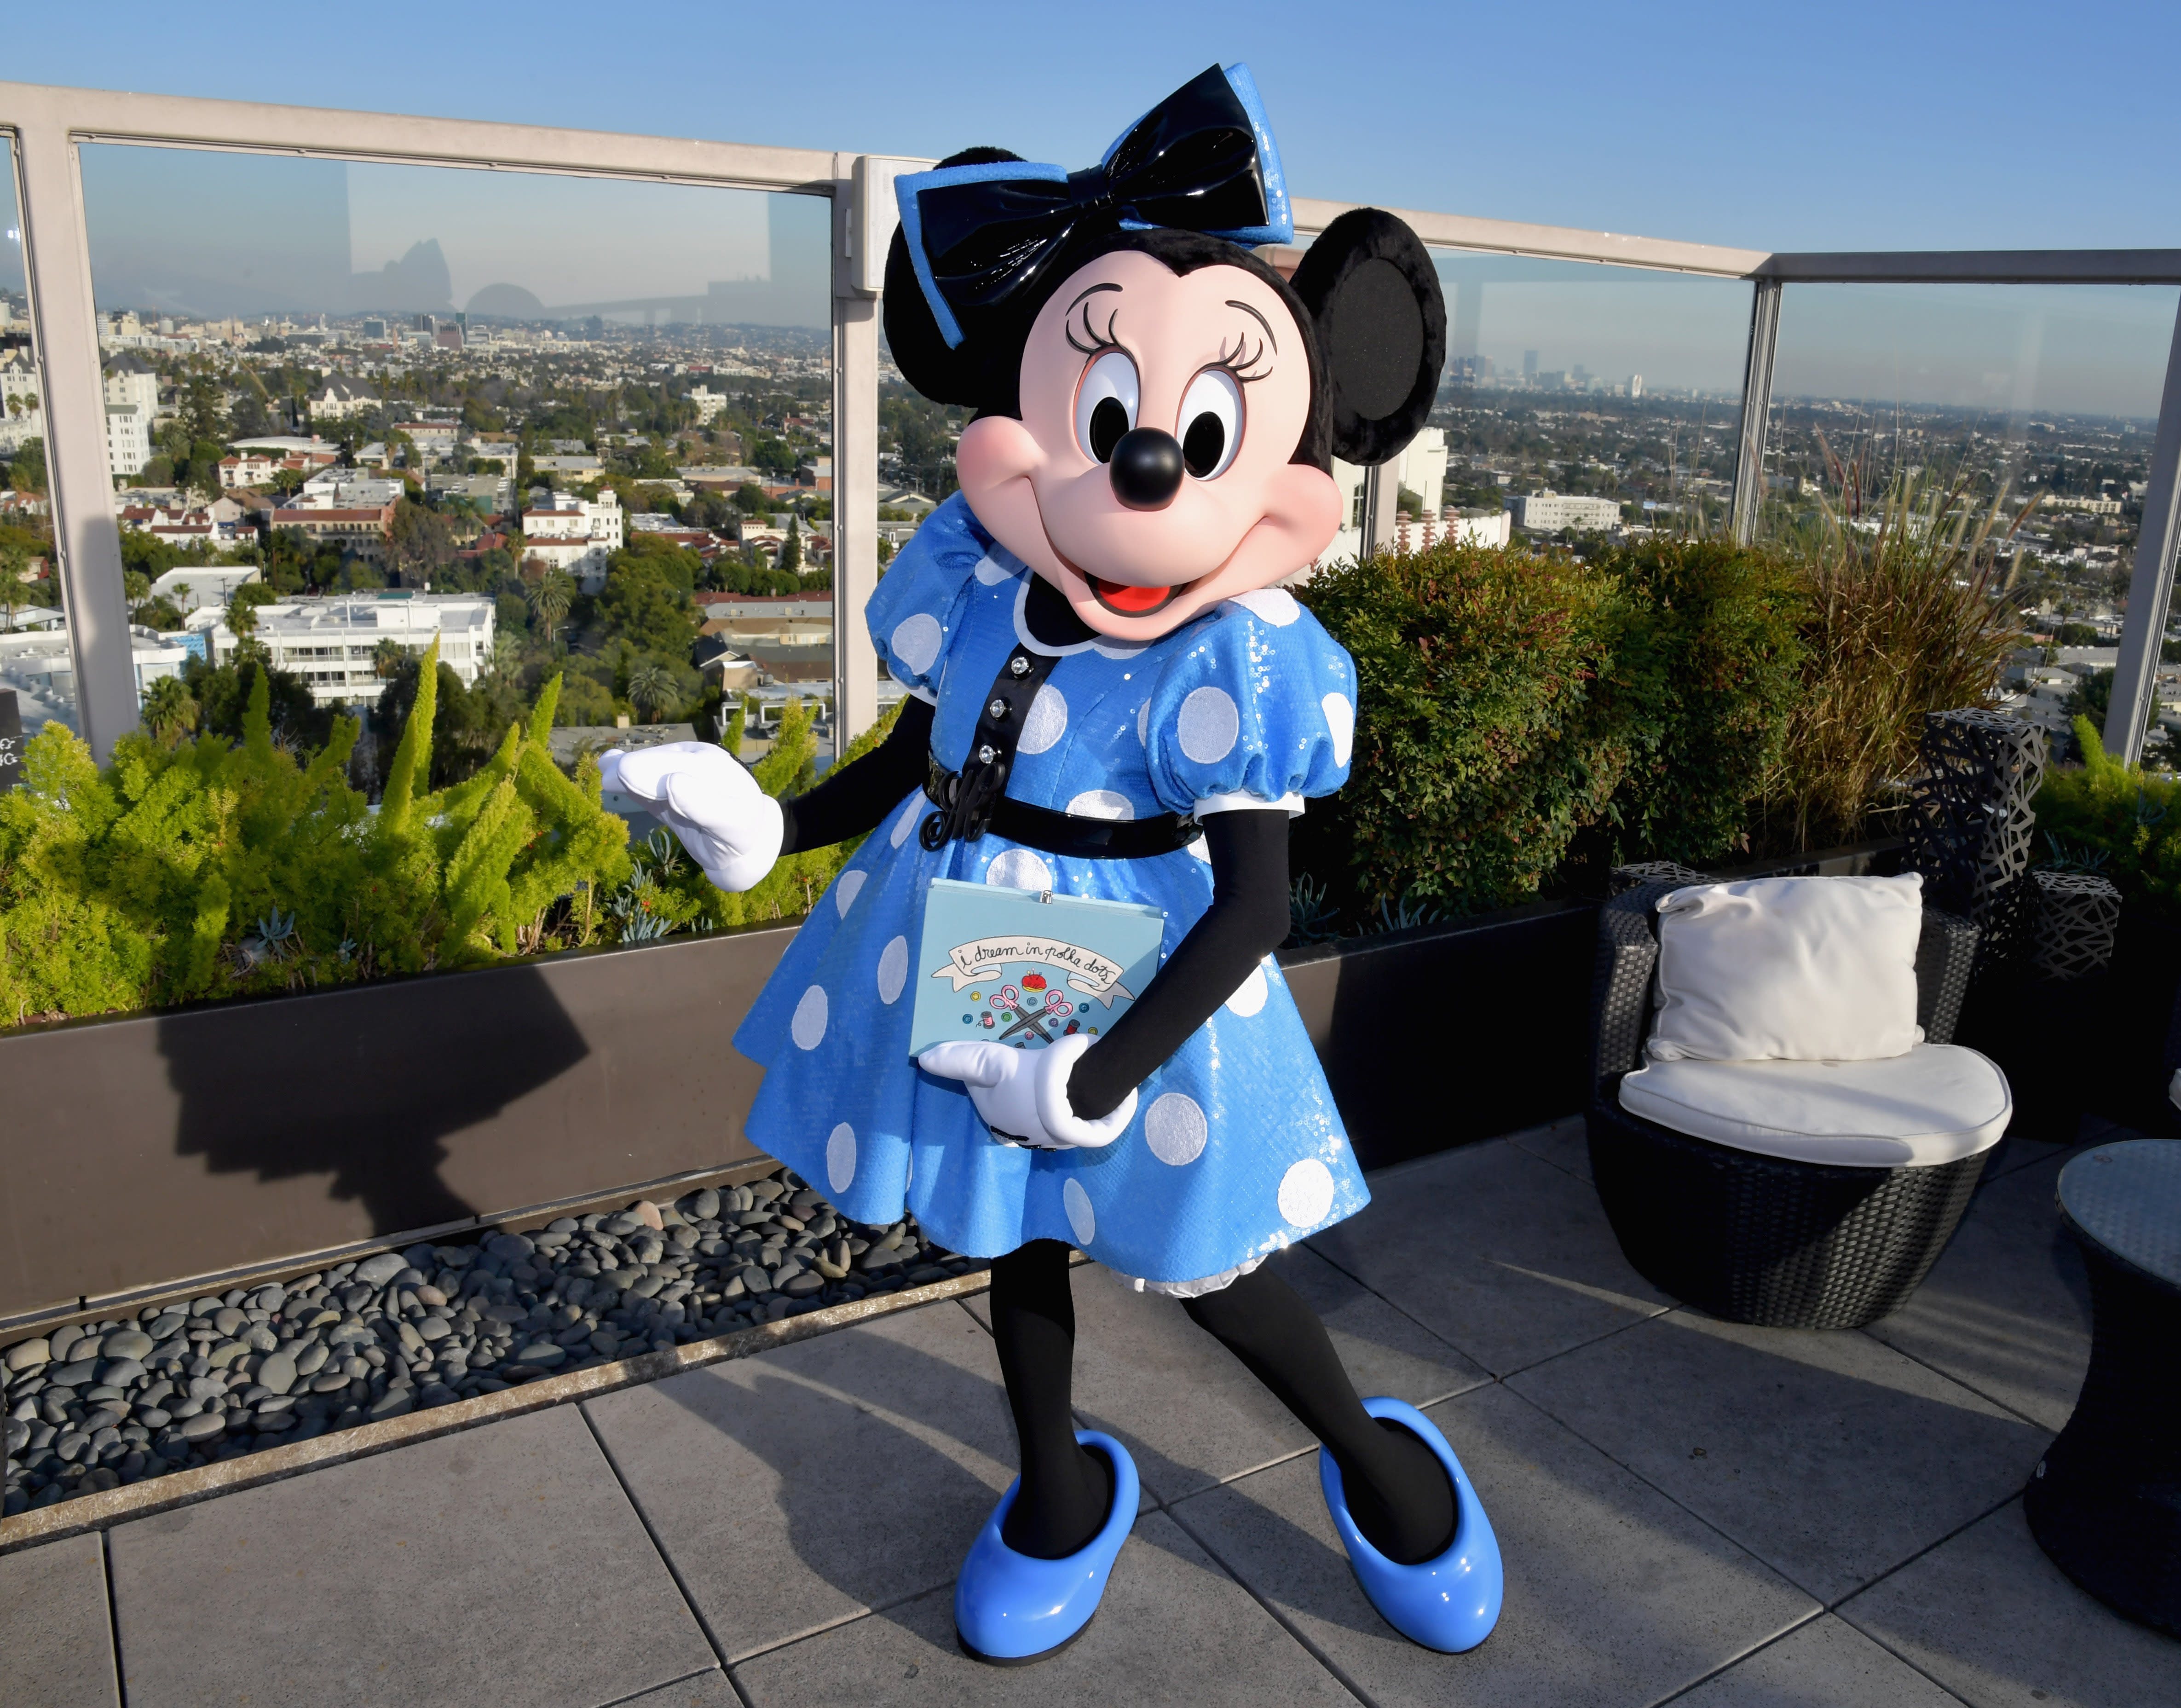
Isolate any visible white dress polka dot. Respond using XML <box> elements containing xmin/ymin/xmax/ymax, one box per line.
<box><xmin>1066</xmin><ymin>789</ymin><xmax>1135</xmax><ymax>820</ymax></box>
<box><xmin>875</xmin><ymin>935</ymin><xmax>909</xmax><ymax>1005</ymax></box>
<box><xmin>1063</xmin><ymin>1177</ymin><xmax>1097</xmax><ymax>1247</ymax></box>
<box><xmin>1322</xmin><ymin>693</ymin><xmax>1356</xmax><ymax>769</ymax></box>
<box><xmin>1224</xmin><ymin>963</ymin><xmax>1269</xmax><ymax>1017</ymax></box>
<box><xmin>736</xmin><ymin>492</ymin><xmax>1366</xmax><ymax>1286</ymax></box>
<box><xmin>1278</xmin><ymin>1158</ymin><xmax>1337</xmax><ymax>1229</ymax></box>
<box><xmin>1018</xmin><ymin>684</ymin><xmax>1068</xmax><ymax>755</ymax></box>
<box><xmin>790</xmin><ymin>985</ymin><xmax>828</xmax><ymax>1051</ymax></box>
<box><xmin>1177</xmin><ymin>687</ymin><xmax>1239</xmax><ymax>765</ymax></box>
<box><xmin>826</xmin><ymin>1123</ymin><xmax>857</xmax><ymax>1194</ymax></box>
<box><xmin>890</xmin><ymin>612</ymin><xmax>943</xmax><ymax>676</ymax></box>
<box><xmin>1144</xmin><ymin>1092</ymin><xmax>1208</xmax><ymax>1165</ymax></box>
<box><xmin>984</xmin><ymin>847</ymin><xmax>1055</xmax><ymax>891</ymax></box>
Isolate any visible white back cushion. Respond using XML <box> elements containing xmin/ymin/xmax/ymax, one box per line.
<box><xmin>1648</xmin><ymin>874</ymin><xmax>1924</xmax><ymax>1063</ymax></box>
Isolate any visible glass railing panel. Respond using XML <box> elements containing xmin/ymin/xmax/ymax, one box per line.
<box><xmin>1761</xmin><ymin>282</ymin><xmax>2181</xmax><ymax>752</ymax></box>
<box><xmin>0</xmin><ymin>133</ymin><xmax>76</xmax><ymax>741</ymax></box>
<box><xmin>1351</xmin><ymin>248</ymin><xmax>1756</xmax><ymax>564</ymax></box>
<box><xmin>72</xmin><ymin>142</ymin><xmax>835</xmax><ymax>778</ymax></box>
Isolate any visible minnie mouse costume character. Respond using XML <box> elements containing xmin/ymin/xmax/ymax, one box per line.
<box><xmin>600</xmin><ymin>64</ymin><xmax>1502</xmax><ymax>1662</ymax></box>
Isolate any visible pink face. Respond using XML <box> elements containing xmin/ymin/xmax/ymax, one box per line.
<box><xmin>955</xmin><ymin>249</ymin><xmax>1343</xmax><ymax>642</ymax></box>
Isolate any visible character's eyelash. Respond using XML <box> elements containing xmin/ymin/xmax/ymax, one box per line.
<box><xmin>1212</xmin><ymin>331</ymin><xmax>1273</xmax><ymax>384</ymax></box>
<box><xmin>1065</xmin><ymin>284</ymin><xmax>1124</xmax><ymax>356</ymax></box>
<box><xmin>1214</xmin><ymin>300</ymin><xmax>1277</xmax><ymax>384</ymax></box>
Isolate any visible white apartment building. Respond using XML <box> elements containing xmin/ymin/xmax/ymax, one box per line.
<box><xmin>205</xmin><ymin>592</ymin><xmax>496</xmax><ymax>708</ymax></box>
<box><xmin>687</xmin><ymin>384</ymin><xmax>730</xmax><ymax>424</ymax></box>
<box><xmin>1305</xmin><ymin>428</ymin><xmax>1452</xmax><ymax>573</ymax></box>
<box><xmin>305</xmin><ymin>375</ymin><xmax>379</xmax><ymax>420</ymax></box>
<box><xmin>521</xmin><ymin>488</ymin><xmax>623</xmax><ymax>592</ymax></box>
<box><xmin>1508</xmin><ymin>489</ymin><xmax>1624</xmax><ymax>532</ymax></box>
<box><xmin>1399</xmin><ymin>509</ymin><xmax>1512</xmax><ymax>552</ymax></box>
<box><xmin>105</xmin><ymin>404</ymin><xmax>151</xmax><ymax>479</ymax></box>
<box><xmin>103</xmin><ymin>357</ymin><xmax>160</xmax><ymax>421</ymax></box>
<box><xmin>0</xmin><ymin>620</ymin><xmax>193</xmax><ymax>735</ymax></box>
<box><xmin>0</xmin><ymin>361</ymin><xmax>39</xmax><ymax>454</ymax></box>
<box><xmin>147</xmin><ymin>565</ymin><xmax>262</xmax><ymax>614</ymax></box>
<box><xmin>392</xmin><ymin>419</ymin><xmax>460</xmax><ymax>459</ymax></box>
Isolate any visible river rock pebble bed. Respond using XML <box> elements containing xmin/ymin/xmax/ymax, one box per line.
<box><xmin>1</xmin><ymin>1168</ymin><xmax>983</xmax><ymax>1517</ymax></box>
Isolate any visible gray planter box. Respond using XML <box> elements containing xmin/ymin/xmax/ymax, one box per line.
<box><xmin>0</xmin><ymin>927</ymin><xmax>794</xmax><ymax>1322</ymax></box>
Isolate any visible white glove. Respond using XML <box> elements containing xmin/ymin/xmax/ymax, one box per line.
<box><xmin>917</xmin><ymin>1033</ymin><xmax>1138</xmax><ymax>1150</ymax></box>
<box><xmin>599</xmin><ymin>742</ymin><xmax>784</xmax><ymax>892</ymax></box>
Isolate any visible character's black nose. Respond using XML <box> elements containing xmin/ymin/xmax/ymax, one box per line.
<box><xmin>1108</xmin><ymin>428</ymin><xmax>1185</xmax><ymax>510</ymax></box>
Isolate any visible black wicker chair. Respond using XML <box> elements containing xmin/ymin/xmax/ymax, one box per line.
<box><xmin>1586</xmin><ymin>876</ymin><xmax>1995</xmax><ymax>1329</ymax></box>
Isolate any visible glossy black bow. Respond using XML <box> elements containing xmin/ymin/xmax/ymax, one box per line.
<box><xmin>896</xmin><ymin>63</ymin><xmax>1292</xmax><ymax>349</ymax></box>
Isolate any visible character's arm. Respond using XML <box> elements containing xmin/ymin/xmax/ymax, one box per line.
<box><xmin>1066</xmin><ymin>808</ymin><xmax>1287</xmax><ymax>1118</ymax></box>
<box><xmin>779</xmin><ymin>696</ymin><xmax>935</xmax><ymax>854</ymax></box>
<box><xmin>601</xmin><ymin>697</ymin><xmax>935</xmax><ymax>890</ymax></box>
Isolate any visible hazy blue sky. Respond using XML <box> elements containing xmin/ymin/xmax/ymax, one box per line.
<box><xmin>11</xmin><ymin>0</ymin><xmax>2178</xmax><ymax>251</ymax></box>
<box><xmin>8</xmin><ymin>2</ymin><xmax>2180</xmax><ymax>409</ymax></box>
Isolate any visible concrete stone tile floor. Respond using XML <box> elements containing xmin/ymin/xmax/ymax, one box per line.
<box><xmin>6</xmin><ymin>1113</ymin><xmax>2175</xmax><ymax>1707</ymax></box>
<box><xmin>0</xmin><ymin>1529</ymin><xmax>120</xmax><ymax>1708</ymax></box>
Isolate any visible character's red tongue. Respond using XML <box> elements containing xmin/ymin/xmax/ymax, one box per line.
<box><xmin>1089</xmin><ymin>576</ymin><xmax>1172</xmax><ymax>614</ymax></box>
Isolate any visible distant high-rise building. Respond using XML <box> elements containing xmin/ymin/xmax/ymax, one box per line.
<box><xmin>362</xmin><ymin>318</ymin><xmax>387</xmax><ymax>340</ymax></box>
<box><xmin>1628</xmin><ymin>374</ymin><xmax>1644</xmax><ymax>398</ymax></box>
<box><xmin>1522</xmin><ymin>349</ymin><xmax>1539</xmax><ymax>379</ymax></box>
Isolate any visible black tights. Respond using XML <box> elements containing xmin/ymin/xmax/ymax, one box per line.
<box><xmin>987</xmin><ymin>1240</ymin><xmax>1455</xmax><ymax>1564</ymax></box>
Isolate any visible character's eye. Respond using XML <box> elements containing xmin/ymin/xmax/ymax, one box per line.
<box><xmin>1178</xmin><ymin>368</ymin><xmax>1243</xmax><ymax>479</ymax></box>
<box><xmin>1074</xmin><ymin>349</ymin><xmax>1139</xmax><ymax>463</ymax></box>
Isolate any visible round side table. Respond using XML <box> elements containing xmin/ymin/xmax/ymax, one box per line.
<box><xmin>2024</xmin><ymin>1138</ymin><xmax>2181</xmax><ymax>1636</ymax></box>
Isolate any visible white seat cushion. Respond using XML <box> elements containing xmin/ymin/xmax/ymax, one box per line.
<box><xmin>1618</xmin><ymin>1044</ymin><xmax>2011</xmax><ymax>1168</ymax></box>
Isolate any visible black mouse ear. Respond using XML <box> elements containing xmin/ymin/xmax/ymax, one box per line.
<box><xmin>882</xmin><ymin>147</ymin><xmax>1023</xmax><ymax>408</ymax></box>
<box><xmin>1289</xmin><ymin>208</ymin><xmax>1445</xmax><ymax>466</ymax></box>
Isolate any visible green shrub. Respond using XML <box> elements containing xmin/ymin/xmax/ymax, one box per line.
<box><xmin>1298</xmin><ymin>540</ymin><xmax>1629</xmax><ymax>915</ymax></box>
<box><xmin>1298</xmin><ymin>536</ymin><xmax>1809</xmax><ymax>920</ymax></box>
<box><xmin>1592</xmin><ymin>537</ymin><xmax>1806</xmax><ymax>866</ymax></box>
<box><xmin>2031</xmin><ymin>714</ymin><xmax>2181</xmax><ymax>928</ymax></box>
<box><xmin>0</xmin><ymin>648</ymin><xmax>633</xmax><ymax>1028</ymax></box>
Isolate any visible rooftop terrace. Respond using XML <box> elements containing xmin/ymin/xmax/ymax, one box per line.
<box><xmin>6</xmin><ymin>1117</ymin><xmax>2169</xmax><ymax>1707</ymax></box>
<box><xmin>2</xmin><ymin>76</ymin><xmax>2180</xmax><ymax>1707</ymax></box>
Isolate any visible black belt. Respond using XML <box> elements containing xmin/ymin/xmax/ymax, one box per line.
<box><xmin>923</xmin><ymin>755</ymin><xmax>1196</xmax><ymax>860</ymax></box>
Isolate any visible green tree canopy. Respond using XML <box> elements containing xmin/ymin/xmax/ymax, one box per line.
<box><xmin>594</xmin><ymin>554</ymin><xmax>698</xmax><ymax>658</ymax></box>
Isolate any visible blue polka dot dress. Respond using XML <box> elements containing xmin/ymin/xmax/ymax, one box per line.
<box><xmin>733</xmin><ymin>493</ymin><xmax>1369</xmax><ymax>1287</ymax></box>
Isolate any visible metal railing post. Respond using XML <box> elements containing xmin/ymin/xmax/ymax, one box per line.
<box><xmin>828</xmin><ymin>157</ymin><xmax>884</xmax><ymax>751</ymax></box>
<box><xmin>12</xmin><ymin>116</ymin><xmax>137</xmax><ymax>758</ymax></box>
<box><xmin>2105</xmin><ymin>296</ymin><xmax>2181</xmax><ymax>765</ymax></box>
<box><xmin>1359</xmin><ymin>462</ymin><xmax>1397</xmax><ymax>559</ymax></box>
<box><xmin>1730</xmin><ymin>278</ymin><xmax>1782</xmax><ymax>546</ymax></box>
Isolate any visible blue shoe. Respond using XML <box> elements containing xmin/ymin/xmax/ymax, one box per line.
<box><xmin>955</xmin><ymin>1431</ymin><xmax>1140</xmax><ymax>1665</ymax></box>
<box><xmin>1319</xmin><ymin>1396</ymin><xmax>1502</xmax><ymax>1653</ymax></box>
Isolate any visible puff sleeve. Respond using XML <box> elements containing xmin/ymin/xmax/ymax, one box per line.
<box><xmin>862</xmin><ymin>493</ymin><xmax>990</xmax><ymax>701</ymax></box>
<box><xmin>1140</xmin><ymin>588</ymin><xmax>1358</xmax><ymax>818</ymax></box>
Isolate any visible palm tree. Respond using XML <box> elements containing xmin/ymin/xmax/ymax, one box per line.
<box><xmin>0</xmin><ymin>543</ymin><xmax>29</xmax><ymax>632</ymax></box>
<box><xmin>123</xmin><ymin>569</ymin><xmax>152</xmax><ymax>612</ymax></box>
<box><xmin>525</xmin><ymin>564</ymin><xmax>575</xmax><ymax>649</ymax></box>
<box><xmin>487</xmin><ymin>631</ymin><xmax>523</xmax><ymax>679</ymax></box>
<box><xmin>372</xmin><ymin>636</ymin><xmax>409</xmax><ymax>679</ymax></box>
<box><xmin>140</xmin><ymin>674</ymin><xmax>198</xmax><ymax>745</ymax></box>
<box><xmin>627</xmin><ymin>661</ymin><xmax>680</xmax><ymax>725</ymax></box>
